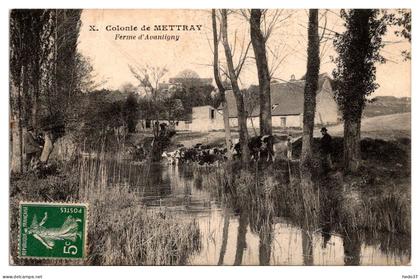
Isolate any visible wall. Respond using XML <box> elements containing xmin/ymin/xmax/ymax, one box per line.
<box><xmin>229</xmin><ymin>115</ymin><xmax>302</xmax><ymax>129</ymax></box>
<box><xmin>315</xmin><ymin>79</ymin><xmax>339</xmax><ymax>125</ymax></box>
<box><xmin>190</xmin><ymin>106</ymin><xmax>224</xmax><ymax>132</ymax></box>
<box><xmin>272</xmin><ymin>115</ymin><xmax>302</xmax><ymax>128</ymax></box>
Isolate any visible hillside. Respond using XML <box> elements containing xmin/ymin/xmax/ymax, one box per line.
<box><xmin>320</xmin><ymin>112</ymin><xmax>411</xmax><ymax>140</ymax></box>
<box><xmin>363</xmin><ymin>96</ymin><xmax>411</xmax><ymax>117</ymax></box>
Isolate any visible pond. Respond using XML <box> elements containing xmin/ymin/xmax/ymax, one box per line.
<box><xmin>101</xmin><ymin>160</ymin><xmax>411</xmax><ymax>266</ymax></box>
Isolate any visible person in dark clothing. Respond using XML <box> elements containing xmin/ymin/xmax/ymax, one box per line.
<box><xmin>320</xmin><ymin>127</ymin><xmax>333</xmax><ymax>172</ymax></box>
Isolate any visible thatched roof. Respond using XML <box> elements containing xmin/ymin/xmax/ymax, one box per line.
<box><xmin>222</xmin><ymin>73</ymin><xmax>332</xmax><ymax>118</ymax></box>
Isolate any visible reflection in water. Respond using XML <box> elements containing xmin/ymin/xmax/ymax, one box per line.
<box><xmin>258</xmin><ymin>222</ymin><xmax>273</xmax><ymax>265</ymax></box>
<box><xmin>343</xmin><ymin>230</ymin><xmax>362</xmax><ymax>266</ymax></box>
<box><xmin>302</xmin><ymin>230</ymin><xmax>314</xmax><ymax>266</ymax></box>
<box><xmin>217</xmin><ymin>208</ymin><xmax>230</xmax><ymax>265</ymax></box>
<box><xmin>101</xmin><ymin>161</ymin><xmax>410</xmax><ymax>266</ymax></box>
<box><xmin>234</xmin><ymin>211</ymin><xmax>249</xmax><ymax>265</ymax></box>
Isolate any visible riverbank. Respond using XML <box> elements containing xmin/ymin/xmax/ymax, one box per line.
<box><xmin>9</xmin><ymin>159</ymin><xmax>201</xmax><ymax>265</ymax></box>
<box><xmin>9</xmin><ymin>133</ymin><xmax>411</xmax><ymax>265</ymax></box>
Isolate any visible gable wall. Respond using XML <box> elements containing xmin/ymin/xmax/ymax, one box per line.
<box><xmin>315</xmin><ymin>79</ymin><xmax>339</xmax><ymax>125</ymax></box>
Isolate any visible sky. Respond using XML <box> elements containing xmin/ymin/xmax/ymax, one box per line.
<box><xmin>77</xmin><ymin>9</ymin><xmax>411</xmax><ymax>97</ymax></box>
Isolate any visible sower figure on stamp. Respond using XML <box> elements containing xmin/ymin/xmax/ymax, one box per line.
<box><xmin>320</xmin><ymin>127</ymin><xmax>333</xmax><ymax>173</ymax></box>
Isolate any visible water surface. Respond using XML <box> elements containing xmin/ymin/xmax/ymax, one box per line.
<box><xmin>104</xmin><ymin>160</ymin><xmax>411</xmax><ymax>266</ymax></box>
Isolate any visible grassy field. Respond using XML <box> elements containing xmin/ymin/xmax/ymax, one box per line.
<box><xmin>319</xmin><ymin>112</ymin><xmax>411</xmax><ymax>140</ymax></box>
<box><xmin>172</xmin><ymin>112</ymin><xmax>411</xmax><ymax>148</ymax></box>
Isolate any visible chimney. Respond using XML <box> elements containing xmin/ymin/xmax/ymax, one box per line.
<box><xmin>290</xmin><ymin>74</ymin><xmax>296</xmax><ymax>81</ymax></box>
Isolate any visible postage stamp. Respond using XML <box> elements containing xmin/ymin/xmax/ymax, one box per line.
<box><xmin>18</xmin><ymin>202</ymin><xmax>88</xmax><ymax>260</ymax></box>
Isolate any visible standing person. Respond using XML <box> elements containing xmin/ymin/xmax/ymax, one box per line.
<box><xmin>320</xmin><ymin>127</ymin><xmax>333</xmax><ymax>172</ymax></box>
<box><xmin>24</xmin><ymin>127</ymin><xmax>43</xmax><ymax>170</ymax></box>
<box><xmin>286</xmin><ymin>135</ymin><xmax>293</xmax><ymax>160</ymax></box>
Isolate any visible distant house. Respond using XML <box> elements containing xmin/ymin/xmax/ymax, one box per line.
<box><xmin>159</xmin><ymin>70</ymin><xmax>213</xmax><ymax>92</ymax></box>
<box><xmin>189</xmin><ymin>106</ymin><xmax>224</xmax><ymax>132</ymax></box>
<box><xmin>189</xmin><ymin>74</ymin><xmax>339</xmax><ymax>132</ymax></box>
<box><xmin>223</xmin><ymin>74</ymin><xmax>339</xmax><ymax>129</ymax></box>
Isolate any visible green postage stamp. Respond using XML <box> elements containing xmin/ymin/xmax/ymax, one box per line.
<box><xmin>18</xmin><ymin>202</ymin><xmax>88</xmax><ymax>260</ymax></box>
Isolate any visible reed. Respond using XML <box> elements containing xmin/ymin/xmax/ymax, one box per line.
<box><xmin>9</xmin><ymin>154</ymin><xmax>201</xmax><ymax>265</ymax></box>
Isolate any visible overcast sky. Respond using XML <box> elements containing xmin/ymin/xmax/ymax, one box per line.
<box><xmin>78</xmin><ymin>9</ymin><xmax>411</xmax><ymax>97</ymax></box>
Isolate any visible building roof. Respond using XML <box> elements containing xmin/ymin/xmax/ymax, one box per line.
<box><xmin>221</xmin><ymin>74</ymin><xmax>332</xmax><ymax>118</ymax></box>
<box><xmin>168</xmin><ymin>77</ymin><xmax>213</xmax><ymax>86</ymax></box>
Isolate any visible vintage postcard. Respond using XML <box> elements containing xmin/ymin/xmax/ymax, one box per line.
<box><xmin>9</xmin><ymin>8</ymin><xmax>411</xmax><ymax>266</ymax></box>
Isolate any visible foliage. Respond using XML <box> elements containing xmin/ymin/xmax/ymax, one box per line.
<box><xmin>124</xmin><ymin>92</ymin><xmax>139</xmax><ymax>132</ymax></box>
<box><xmin>387</xmin><ymin>9</ymin><xmax>411</xmax><ymax>60</ymax></box>
<box><xmin>9</xmin><ymin>10</ymin><xmax>52</xmax><ymax>125</ymax></box>
<box><xmin>242</xmin><ymin>85</ymin><xmax>260</xmax><ymax>115</ymax></box>
<box><xmin>74</xmin><ymin>90</ymin><xmax>138</xmax><ymax>151</ymax></box>
<box><xmin>38</xmin><ymin>10</ymin><xmax>83</xmax><ymax>132</ymax></box>
<box><xmin>171</xmin><ymin>84</ymin><xmax>216</xmax><ymax>115</ymax></box>
<box><xmin>163</xmin><ymin>98</ymin><xmax>184</xmax><ymax>122</ymax></box>
<box><xmin>332</xmin><ymin>9</ymin><xmax>387</xmax><ymax>122</ymax></box>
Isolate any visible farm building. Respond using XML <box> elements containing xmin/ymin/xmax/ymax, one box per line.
<box><xmin>190</xmin><ymin>73</ymin><xmax>339</xmax><ymax>132</ymax></box>
<box><xmin>189</xmin><ymin>106</ymin><xmax>224</xmax><ymax>132</ymax></box>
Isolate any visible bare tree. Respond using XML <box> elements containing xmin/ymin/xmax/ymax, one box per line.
<box><xmin>220</xmin><ymin>9</ymin><xmax>251</xmax><ymax>164</ymax></box>
<box><xmin>129</xmin><ymin>64</ymin><xmax>168</xmax><ymax>137</ymax></box>
<box><xmin>250</xmin><ymin>9</ymin><xmax>272</xmax><ymax>136</ymax></box>
<box><xmin>211</xmin><ymin>9</ymin><xmax>232</xmax><ymax>159</ymax></box>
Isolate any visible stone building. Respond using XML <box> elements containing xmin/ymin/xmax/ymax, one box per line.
<box><xmin>189</xmin><ymin>74</ymin><xmax>339</xmax><ymax>132</ymax></box>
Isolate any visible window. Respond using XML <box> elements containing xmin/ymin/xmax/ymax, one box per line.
<box><xmin>210</xmin><ymin>109</ymin><xmax>215</xmax><ymax>119</ymax></box>
<box><xmin>281</xmin><ymin>117</ymin><xmax>286</xmax><ymax>128</ymax></box>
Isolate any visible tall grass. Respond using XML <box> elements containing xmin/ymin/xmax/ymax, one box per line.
<box><xmin>193</xmin><ymin>155</ymin><xmax>410</xmax><ymax>238</ymax></box>
<box><xmin>77</xmin><ymin>155</ymin><xmax>201</xmax><ymax>265</ymax></box>
<box><xmin>9</xmin><ymin>153</ymin><xmax>201</xmax><ymax>265</ymax></box>
<box><xmin>86</xmin><ymin>185</ymin><xmax>200</xmax><ymax>265</ymax></box>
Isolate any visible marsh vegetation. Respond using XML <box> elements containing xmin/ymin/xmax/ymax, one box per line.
<box><xmin>10</xmin><ymin>134</ymin><xmax>410</xmax><ymax>265</ymax></box>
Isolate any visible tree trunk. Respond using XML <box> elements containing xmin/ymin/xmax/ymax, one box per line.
<box><xmin>10</xmin><ymin>75</ymin><xmax>23</xmax><ymax>174</ymax></box>
<box><xmin>300</xmin><ymin>9</ymin><xmax>320</xmax><ymax>171</ymax></box>
<box><xmin>212</xmin><ymin>9</ymin><xmax>232</xmax><ymax>159</ymax></box>
<box><xmin>10</xmin><ymin>116</ymin><xmax>23</xmax><ymax>174</ymax></box>
<box><xmin>220</xmin><ymin>9</ymin><xmax>250</xmax><ymax>164</ymax></box>
<box><xmin>300</xmin><ymin>9</ymin><xmax>320</xmax><ymax>232</ymax></box>
<box><xmin>250</xmin><ymin>9</ymin><xmax>272</xmax><ymax>136</ymax></box>
<box><xmin>221</xmin><ymin>100</ymin><xmax>233</xmax><ymax>158</ymax></box>
<box><xmin>235</xmin><ymin>95</ymin><xmax>251</xmax><ymax>164</ymax></box>
<box><xmin>343</xmin><ymin>117</ymin><xmax>361</xmax><ymax>172</ymax></box>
